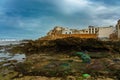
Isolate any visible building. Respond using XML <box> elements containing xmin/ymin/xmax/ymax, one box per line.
<box><xmin>47</xmin><ymin>26</ymin><xmax>91</xmax><ymax>35</ymax></box>
<box><xmin>98</xmin><ymin>26</ymin><xmax>115</xmax><ymax>39</ymax></box>
<box><xmin>47</xmin><ymin>26</ymin><xmax>63</xmax><ymax>35</ymax></box>
<box><xmin>88</xmin><ymin>26</ymin><xmax>99</xmax><ymax>34</ymax></box>
<box><xmin>86</xmin><ymin>25</ymin><xmax>115</xmax><ymax>40</ymax></box>
<box><xmin>46</xmin><ymin>23</ymin><xmax>117</xmax><ymax>40</ymax></box>
<box><xmin>45</xmin><ymin>26</ymin><xmax>98</xmax><ymax>40</ymax></box>
<box><xmin>116</xmin><ymin>20</ymin><xmax>120</xmax><ymax>39</ymax></box>
<box><xmin>62</xmin><ymin>27</ymin><xmax>73</xmax><ymax>34</ymax></box>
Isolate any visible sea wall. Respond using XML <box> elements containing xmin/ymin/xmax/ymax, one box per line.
<box><xmin>41</xmin><ymin>34</ymin><xmax>97</xmax><ymax>40</ymax></box>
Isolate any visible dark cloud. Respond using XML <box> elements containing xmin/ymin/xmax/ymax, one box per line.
<box><xmin>3</xmin><ymin>0</ymin><xmax>56</xmax><ymax>17</ymax></box>
<box><xmin>0</xmin><ymin>0</ymin><xmax>120</xmax><ymax>39</ymax></box>
<box><xmin>91</xmin><ymin>0</ymin><xmax>120</xmax><ymax>6</ymax></box>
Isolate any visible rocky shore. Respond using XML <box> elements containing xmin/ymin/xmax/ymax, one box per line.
<box><xmin>1</xmin><ymin>52</ymin><xmax>119</xmax><ymax>80</ymax></box>
<box><xmin>1</xmin><ymin>37</ymin><xmax>120</xmax><ymax>80</ymax></box>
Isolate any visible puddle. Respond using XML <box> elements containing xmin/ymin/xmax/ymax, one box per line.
<box><xmin>0</xmin><ymin>52</ymin><xmax>26</xmax><ymax>62</ymax></box>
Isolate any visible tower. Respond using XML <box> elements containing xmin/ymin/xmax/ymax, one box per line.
<box><xmin>116</xmin><ymin>20</ymin><xmax>120</xmax><ymax>39</ymax></box>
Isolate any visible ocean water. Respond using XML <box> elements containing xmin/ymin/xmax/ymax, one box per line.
<box><xmin>0</xmin><ymin>41</ymin><xmax>20</xmax><ymax>45</ymax></box>
<box><xmin>0</xmin><ymin>52</ymin><xmax>26</xmax><ymax>62</ymax></box>
<box><xmin>0</xmin><ymin>40</ymin><xmax>26</xmax><ymax>63</ymax></box>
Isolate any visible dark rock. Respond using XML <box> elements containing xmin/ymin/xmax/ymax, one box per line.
<box><xmin>108</xmin><ymin>64</ymin><xmax>120</xmax><ymax>70</ymax></box>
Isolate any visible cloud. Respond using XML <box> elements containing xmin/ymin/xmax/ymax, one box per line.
<box><xmin>52</xmin><ymin>0</ymin><xmax>92</xmax><ymax>14</ymax></box>
<box><xmin>2</xmin><ymin>0</ymin><xmax>119</xmax><ymax>27</ymax></box>
<box><xmin>0</xmin><ymin>0</ymin><xmax>120</xmax><ymax>39</ymax></box>
<box><xmin>51</xmin><ymin>0</ymin><xmax>120</xmax><ymax>27</ymax></box>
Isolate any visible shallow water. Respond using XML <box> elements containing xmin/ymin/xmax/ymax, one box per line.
<box><xmin>0</xmin><ymin>51</ymin><xmax>26</xmax><ymax>62</ymax></box>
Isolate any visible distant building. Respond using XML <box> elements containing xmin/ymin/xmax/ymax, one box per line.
<box><xmin>98</xmin><ymin>26</ymin><xmax>115</xmax><ymax>39</ymax></box>
<box><xmin>62</xmin><ymin>27</ymin><xmax>73</xmax><ymax>34</ymax></box>
<box><xmin>86</xmin><ymin>25</ymin><xmax>115</xmax><ymax>40</ymax></box>
<box><xmin>116</xmin><ymin>20</ymin><xmax>120</xmax><ymax>39</ymax></box>
<box><xmin>79</xmin><ymin>29</ymin><xmax>89</xmax><ymax>34</ymax></box>
<box><xmin>47</xmin><ymin>26</ymin><xmax>93</xmax><ymax>36</ymax></box>
<box><xmin>47</xmin><ymin>26</ymin><xmax>63</xmax><ymax>35</ymax></box>
<box><xmin>46</xmin><ymin>21</ymin><xmax>118</xmax><ymax>40</ymax></box>
<box><xmin>88</xmin><ymin>26</ymin><xmax>99</xmax><ymax>34</ymax></box>
<box><xmin>45</xmin><ymin>26</ymin><xmax>98</xmax><ymax>40</ymax></box>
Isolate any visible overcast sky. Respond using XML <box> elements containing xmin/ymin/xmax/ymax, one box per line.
<box><xmin>0</xmin><ymin>0</ymin><xmax>120</xmax><ymax>39</ymax></box>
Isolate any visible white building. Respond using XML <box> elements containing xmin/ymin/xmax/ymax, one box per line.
<box><xmin>79</xmin><ymin>29</ymin><xmax>89</xmax><ymax>34</ymax></box>
<box><xmin>62</xmin><ymin>27</ymin><xmax>72</xmax><ymax>34</ymax></box>
<box><xmin>98</xmin><ymin>26</ymin><xmax>115</xmax><ymax>39</ymax></box>
<box><xmin>116</xmin><ymin>20</ymin><xmax>120</xmax><ymax>39</ymax></box>
<box><xmin>87</xmin><ymin>26</ymin><xmax>115</xmax><ymax>39</ymax></box>
<box><xmin>47</xmin><ymin>25</ymin><xmax>116</xmax><ymax>40</ymax></box>
<box><xmin>88</xmin><ymin>26</ymin><xmax>99</xmax><ymax>34</ymax></box>
<box><xmin>62</xmin><ymin>28</ymin><xmax>90</xmax><ymax>34</ymax></box>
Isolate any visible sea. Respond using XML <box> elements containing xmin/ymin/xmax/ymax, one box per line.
<box><xmin>0</xmin><ymin>39</ymin><xmax>26</xmax><ymax>62</ymax></box>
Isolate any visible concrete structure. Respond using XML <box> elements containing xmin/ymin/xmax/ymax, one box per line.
<box><xmin>62</xmin><ymin>28</ymin><xmax>73</xmax><ymax>34</ymax></box>
<box><xmin>88</xmin><ymin>26</ymin><xmax>99</xmax><ymax>34</ymax></box>
<box><xmin>51</xmin><ymin>34</ymin><xmax>97</xmax><ymax>40</ymax></box>
<box><xmin>116</xmin><ymin>20</ymin><xmax>120</xmax><ymax>39</ymax></box>
<box><xmin>47</xmin><ymin>26</ymin><xmax>91</xmax><ymax>36</ymax></box>
<box><xmin>98</xmin><ymin>26</ymin><xmax>115</xmax><ymax>39</ymax></box>
<box><xmin>41</xmin><ymin>34</ymin><xmax>97</xmax><ymax>40</ymax></box>
<box><xmin>47</xmin><ymin>26</ymin><xmax>63</xmax><ymax>35</ymax></box>
<box><xmin>79</xmin><ymin>29</ymin><xmax>89</xmax><ymax>34</ymax></box>
<box><xmin>45</xmin><ymin>26</ymin><xmax>98</xmax><ymax>40</ymax></box>
<box><xmin>86</xmin><ymin>25</ymin><xmax>115</xmax><ymax>40</ymax></box>
<box><xmin>46</xmin><ymin>25</ymin><xmax>116</xmax><ymax>40</ymax></box>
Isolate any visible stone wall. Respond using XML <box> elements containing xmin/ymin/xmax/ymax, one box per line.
<box><xmin>40</xmin><ymin>34</ymin><xmax>97</xmax><ymax>40</ymax></box>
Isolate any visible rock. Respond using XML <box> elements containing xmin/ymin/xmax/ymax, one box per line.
<box><xmin>86</xmin><ymin>60</ymin><xmax>106</xmax><ymax>73</ymax></box>
<box><xmin>96</xmin><ymin>78</ymin><xmax>114</xmax><ymax>80</ymax></box>
<box><xmin>0</xmin><ymin>71</ymin><xmax>19</xmax><ymax>80</ymax></box>
<box><xmin>101</xmin><ymin>58</ymin><xmax>114</xmax><ymax>66</ymax></box>
<box><xmin>14</xmin><ymin>76</ymin><xmax>62</xmax><ymax>80</ymax></box>
<box><xmin>113</xmin><ymin>58</ymin><xmax>120</xmax><ymax>64</ymax></box>
<box><xmin>8</xmin><ymin>60</ymin><xmax>18</xmax><ymax>63</ymax></box>
<box><xmin>108</xmin><ymin>64</ymin><xmax>120</xmax><ymax>70</ymax></box>
<box><xmin>66</xmin><ymin>76</ymin><xmax>76</xmax><ymax>80</ymax></box>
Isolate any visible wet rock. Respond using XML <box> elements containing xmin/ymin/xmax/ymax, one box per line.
<box><xmin>97</xmin><ymin>71</ymin><xmax>110</xmax><ymax>77</ymax></box>
<box><xmin>101</xmin><ymin>58</ymin><xmax>114</xmax><ymax>66</ymax></box>
<box><xmin>0</xmin><ymin>70</ymin><xmax>19</xmax><ymax>80</ymax></box>
<box><xmin>86</xmin><ymin>60</ymin><xmax>106</xmax><ymax>73</ymax></box>
<box><xmin>108</xmin><ymin>64</ymin><xmax>120</xmax><ymax>70</ymax></box>
<box><xmin>66</xmin><ymin>76</ymin><xmax>76</xmax><ymax>80</ymax></box>
<box><xmin>113</xmin><ymin>58</ymin><xmax>120</xmax><ymax>64</ymax></box>
<box><xmin>13</xmin><ymin>76</ymin><xmax>62</xmax><ymax>80</ymax></box>
<box><xmin>9</xmin><ymin>52</ymin><xmax>120</xmax><ymax>79</ymax></box>
<box><xmin>96</xmin><ymin>78</ymin><xmax>114</xmax><ymax>80</ymax></box>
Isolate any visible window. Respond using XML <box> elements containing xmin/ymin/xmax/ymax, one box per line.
<box><xmin>95</xmin><ymin>28</ymin><xmax>98</xmax><ymax>31</ymax></box>
<box><xmin>95</xmin><ymin>31</ymin><xmax>98</xmax><ymax>33</ymax></box>
<box><xmin>69</xmin><ymin>32</ymin><xmax>71</xmax><ymax>34</ymax></box>
<box><xmin>66</xmin><ymin>32</ymin><xmax>67</xmax><ymax>34</ymax></box>
<box><xmin>119</xmin><ymin>25</ymin><xmax>120</xmax><ymax>29</ymax></box>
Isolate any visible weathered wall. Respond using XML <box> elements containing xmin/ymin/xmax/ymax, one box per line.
<box><xmin>98</xmin><ymin>27</ymin><xmax>115</xmax><ymax>38</ymax></box>
<box><xmin>41</xmin><ymin>34</ymin><xmax>97</xmax><ymax>40</ymax></box>
<box><xmin>116</xmin><ymin>20</ymin><xmax>120</xmax><ymax>39</ymax></box>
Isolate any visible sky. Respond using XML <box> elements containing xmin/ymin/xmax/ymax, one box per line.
<box><xmin>0</xmin><ymin>0</ymin><xmax>120</xmax><ymax>40</ymax></box>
